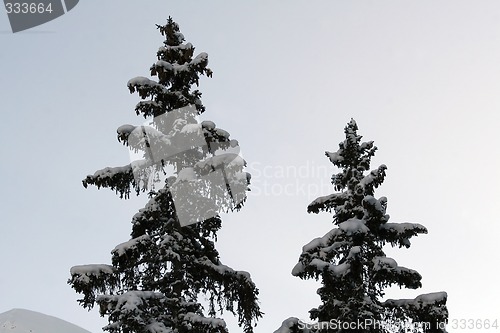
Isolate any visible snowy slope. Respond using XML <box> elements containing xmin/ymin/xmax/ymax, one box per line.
<box><xmin>0</xmin><ymin>309</ymin><xmax>91</xmax><ymax>333</ymax></box>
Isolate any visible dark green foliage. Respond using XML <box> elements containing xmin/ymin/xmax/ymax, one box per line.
<box><xmin>69</xmin><ymin>17</ymin><xmax>261</xmax><ymax>333</ymax></box>
<box><xmin>279</xmin><ymin>120</ymin><xmax>447</xmax><ymax>333</ymax></box>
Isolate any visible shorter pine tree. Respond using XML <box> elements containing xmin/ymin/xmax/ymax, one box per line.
<box><xmin>276</xmin><ymin>119</ymin><xmax>448</xmax><ymax>333</ymax></box>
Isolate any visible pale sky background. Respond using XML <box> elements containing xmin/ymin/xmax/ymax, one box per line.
<box><xmin>1</xmin><ymin>1</ymin><xmax>499</xmax><ymax>333</ymax></box>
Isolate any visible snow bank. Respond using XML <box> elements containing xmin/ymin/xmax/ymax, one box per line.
<box><xmin>384</xmin><ymin>292</ymin><xmax>448</xmax><ymax>309</ymax></box>
<box><xmin>0</xmin><ymin>308</ymin><xmax>91</xmax><ymax>333</ymax></box>
<box><xmin>70</xmin><ymin>264</ymin><xmax>115</xmax><ymax>284</ymax></box>
<box><xmin>181</xmin><ymin>313</ymin><xmax>225</xmax><ymax>329</ymax></box>
<box><xmin>339</xmin><ymin>218</ymin><xmax>369</xmax><ymax>235</ymax></box>
<box><xmin>112</xmin><ymin>234</ymin><xmax>151</xmax><ymax>257</ymax></box>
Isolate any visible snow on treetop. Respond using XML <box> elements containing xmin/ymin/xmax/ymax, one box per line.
<box><xmin>155</xmin><ymin>60</ymin><xmax>189</xmax><ymax>74</ymax></box>
<box><xmin>97</xmin><ymin>290</ymin><xmax>165</xmax><ymax>312</ymax></box>
<box><xmin>180</xmin><ymin>123</ymin><xmax>202</xmax><ymax>134</ymax></box>
<box><xmin>380</xmin><ymin>222</ymin><xmax>426</xmax><ymax>234</ymax></box>
<box><xmin>359</xmin><ymin>164</ymin><xmax>387</xmax><ymax>188</ymax></box>
<box><xmin>192</xmin><ymin>52</ymin><xmax>208</xmax><ymax>65</ymax></box>
<box><xmin>359</xmin><ymin>140</ymin><xmax>374</xmax><ymax>150</ymax></box>
<box><xmin>291</xmin><ymin>258</ymin><xmax>350</xmax><ymax>277</ymax></box>
<box><xmin>325</xmin><ymin>150</ymin><xmax>343</xmax><ymax>164</ymax></box>
<box><xmin>307</xmin><ymin>192</ymin><xmax>347</xmax><ymax>213</ymax></box>
<box><xmin>181</xmin><ymin>313</ymin><xmax>226</xmax><ymax>329</ymax></box>
<box><xmin>127</xmin><ymin>126</ymin><xmax>173</xmax><ymax>151</ymax></box>
<box><xmin>86</xmin><ymin>159</ymin><xmax>149</xmax><ymax>183</ymax></box>
<box><xmin>70</xmin><ymin>264</ymin><xmax>115</xmax><ymax>283</ymax></box>
<box><xmin>363</xmin><ymin>195</ymin><xmax>386</xmax><ymax>208</ymax></box>
<box><xmin>144</xmin><ymin>321</ymin><xmax>170</xmax><ymax>333</ymax></box>
<box><xmin>157</xmin><ymin>42</ymin><xmax>193</xmax><ymax>53</ymax></box>
<box><xmin>117</xmin><ymin>124</ymin><xmax>136</xmax><ymax>135</ymax></box>
<box><xmin>376</xmin><ymin>222</ymin><xmax>428</xmax><ymax>248</ymax></box>
<box><xmin>384</xmin><ymin>291</ymin><xmax>448</xmax><ymax>308</ymax></box>
<box><xmin>201</xmin><ymin>258</ymin><xmax>252</xmax><ymax>281</ymax></box>
<box><xmin>158</xmin><ymin>19</ymin><xmax>185</xmax><ymax>44</ymax></box>
<box><xmin>127</xmin><ymin>76</ymin><xmax>162</xmax><ymax>89</ymax></box>
<box><xmin>290</xmin><ymin>262</ymin><xmax>304</xmax><ymax>276</ymax></box>
<box><xmin>152</xmin><ymin>52</ymin><xmax>208</xmax><ymax>77</ymax></box>
<box><xmin>215</xmin><ymin>128</ymin><xmax>230</xmax><ymax>138</ymax></box>
<box><xmin>339</xmin><ymin>218</ymin><xmax>369</xmax><ymax>235</ymax></box>
<box><xmin>172</xmin><ymin>167</ymin><xmax>197</xmax><ymax>184</ymax></box>
<box><xmin>135</xmin><ymin>100</ymin><xmax>162</xmax><ymax>109</ymax></box>
<box><xmin>154</xmin><ymin>60</ymin><xmax>176</xmax><ymax>72</ymax></box>
<box><xmin>347</xmin><ymin>245</ymin><xmax>361</xmax><ymax>258</ymax></box>
<box><xmin>112</xmin><ymin>234</ymin><xmax>150</xmax><ymax>257</ymax></box>
<box><xmin>372</xmin><ymin>256</ymin><xmax>398</xmax><ymax>271</ymax></box>
<box><xmin>70</xmin><ymin>264</ymin><xmax>114</xmax><ymax>276</ymax></box>
<box><xmin>88</xmin><ymin>165</ymin><xmax>131</xmax><ymax>179</ymax></box>
<box><xmin>273</xmin><ymin>318</ymin><xmax>308</xmax><ymax>333</ymax></box>
<box><xmin>201</xmin><ymin>120</ymin><xmax>216</xmax><ymax>130</ymax></box>
<box><xmin>301</xmin><ymin>228</ymin><xmax>343</xmax><ymax>253</ymax></box>
<box><xmin>371</xmin><ymin>256</ymin><xmax>422</xmax><ymax>289</ymax></box>
<box><xmin>313</xmin><ymin>259</ymin><xmax>349</xmax><ymax>276</ymax></box>
<box><xmin>413</xmin><ymin>292</ymin><xmax>448</xmax><ymax>305</ymax></box>
<box><xmin>195</xmin><ymin>154</ymin><xmax>246</xmax><ymax>174</ymax></box>
<box><xmin>363</xmin><ymin>195</ymin><xmax>388</xmax><ymax>217</ymax></box>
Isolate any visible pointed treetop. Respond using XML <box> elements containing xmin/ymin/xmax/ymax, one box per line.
<box><xmin>282</xmin><ymin>119</ymin><xmax>448</xmax><ymax>333</ymax></box>
<box><xmin>157</xmin><ymin>16</ymin><xmax>185</xmax><ymax>46</ymax></box>
<box><xmin>126</xmin><ymin>17</ymin><xmax>213</xmax><ymax>119</ymax></box>
<box><xmin>325</xmin><ymin>119</ymin><xmax>381</xmax><ymax>194</ymax></box>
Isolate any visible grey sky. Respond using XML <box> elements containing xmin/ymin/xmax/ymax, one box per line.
<box><xmin>1</xmin><ymin>1</ymin><xmax>499</xmax><ymax>332</ymax></box>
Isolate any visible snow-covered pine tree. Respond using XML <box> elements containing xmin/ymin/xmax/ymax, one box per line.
<box><xmin>275</xmin><ymin>120</ymin><xmax>448</xmax><ymax>333</ymax></box>
<box><xmin>69</xmin><ymin>17</ymin><xmax>261</xmax><ymax>333</ymax></box>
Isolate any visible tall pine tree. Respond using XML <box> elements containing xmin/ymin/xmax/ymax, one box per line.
<box><xmin>69</xmin><ymin>18</ymin><xmax>261</xmax><ymax>333</ymax></box>
<box><xmin>276</xmin><ymin>120</ymin><xmax>448</xmax><ymax>333</ymax></box>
